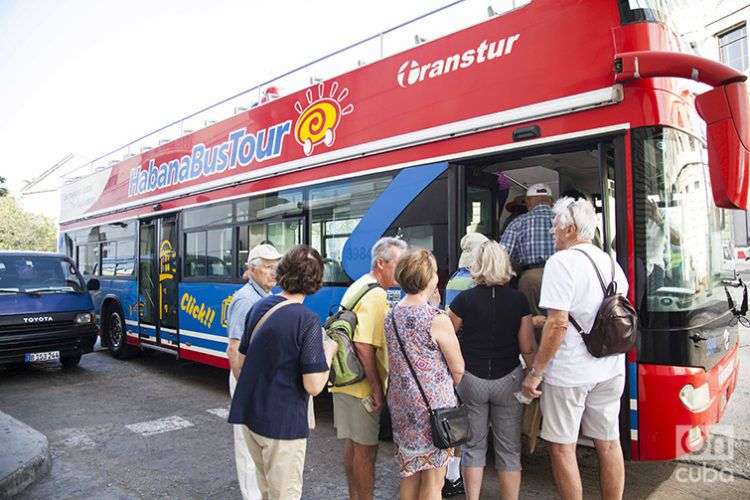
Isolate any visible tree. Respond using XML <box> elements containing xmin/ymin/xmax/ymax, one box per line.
<box><xmin>0</xmin><ymin>196</ymin><xmax>57</xmax><ymax>252</ymax></box>
<box><xmin>0</xmin><ymin>176</ymin><xmax>7</xmax><ymax>197</ymax></box>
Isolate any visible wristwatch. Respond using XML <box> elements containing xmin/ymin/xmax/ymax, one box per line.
<box><xmin>528</xmin><ymin>367</ymin><xmax>544</xmax><ymax>380</ymax></box>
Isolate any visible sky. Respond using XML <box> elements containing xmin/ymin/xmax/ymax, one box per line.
<box><xmin>0</xmin><ymin>0</ymin><xmax>511</xmax><ymax>221</ymax></box>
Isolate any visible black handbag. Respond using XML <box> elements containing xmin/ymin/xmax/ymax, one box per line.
<box><xmin>390</xmin><ymin>310</ymin><xmax>469</xmax><ymax>449</ymax></box>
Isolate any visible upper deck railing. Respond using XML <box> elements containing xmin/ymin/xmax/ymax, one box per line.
<box><xmin>62</xmin><ymin>0</ymin><xmax>531</xmax><ymax>184</ymax></box>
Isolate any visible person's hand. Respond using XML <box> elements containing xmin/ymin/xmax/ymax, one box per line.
<box><xmin>370</xmin><ymin>387</ymin><xmax>385</xmax><ymax>412</ymax></box>
<box><xmin>521</xmin><ymin>372</ymin><xmax>542</xmax><ymax>399</ymax></box>
<box><xmin>323</xmin><ymin>334</ymin><xmax>338</xmax><ymax>362</ymax></box>
<box><xmin>428</xmin><ymin>287</ymin><xmax>441</xmax><ymax>307</ymax></box>
<box><xmin>531</xmin><ymin>315</ymin><xmax>546</xmax><ymax>329</ymax></box>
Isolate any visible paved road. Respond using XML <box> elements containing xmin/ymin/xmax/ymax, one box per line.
<box><xmin>1</xmin><ymin>343</ymin><xmax>749</xmax><ymax>499</ymax></box>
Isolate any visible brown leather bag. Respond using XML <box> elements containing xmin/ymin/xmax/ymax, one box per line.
<box><xmin>568</xmin><ymin>249</ymin><xmax>638</xmax><ymax>358</ymax></box>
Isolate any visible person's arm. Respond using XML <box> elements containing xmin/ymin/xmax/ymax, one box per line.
<box><xmin>227</xmin><ymin>339</ymin><xmax>244</xmax><ymax>380</ymax></box>
<box><xmin>521</xmin><ymin>308</ymin><xmax>568</xmax><ymax>398</ymax></box>
<box><xmin>352</xmin><ymin>292</ymin><xmax>387</xmax><ymax>410</ymax></box>
<box><xmin>302</xmin><ymin>337</ymin><xmax>338</xmax><ymax>396</ymax></box>
<box><xmin>517</xmin><ymin>314</ymin><xmax>537</xmax><ymax>368</ymax></box>
<box><xmin>432</xmin><ymin>313</ymin><xmax>465</xmax><ymax>386</ymax></box>
<box><xmin>226</xmin><ymin>298</ymin><xmax>253</xmax><ymax>379</ymax></box>
<box><xmin>447</xmin><ymin>309</ymin><xmax>463</xmax><ymax>333</ymax></box>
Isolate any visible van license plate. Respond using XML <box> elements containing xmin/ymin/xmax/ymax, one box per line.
<box><xmin>25</xmin><ymin>351</ymin><xmax>60</xmax><ymax>362</ymax></box>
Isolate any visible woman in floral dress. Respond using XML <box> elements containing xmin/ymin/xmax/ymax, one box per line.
<box><xmin>385</xmin><ymin>248</ymin><xmax>465</xmax><ymax>499</ymax></box>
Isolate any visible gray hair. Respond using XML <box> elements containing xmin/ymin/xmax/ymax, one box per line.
<box><xmin>371</xmin><ymin>237</ymin><xmax>408</xmax><ymax>269</ymax></box>
<box><xmin>552</xmin><ymin>197</ymin><xmax>597</xmax><ymax>240</ymax></box>
<box><xmin>471</xmin><ymin>241</ymin><xmax>514</xmax><ymax>286</ymax></box>
<box><xmin>247</xmin><ymin>257</ymin><xmax>262</xmax><ymax>269</ymax></box>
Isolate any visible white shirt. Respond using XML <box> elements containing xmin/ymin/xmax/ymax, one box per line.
<box><xmin>538</xmin><ymin>243</ymin><xmax>629</xmax><ymax>387</ymax></box>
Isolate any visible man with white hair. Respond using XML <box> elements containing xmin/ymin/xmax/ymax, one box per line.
<box><xmin>500</xmin><ymin>183</ymin><xmax>555</xmax><ymax>316</ymax></box>
<box><xmin>226</xmin><ymin>243</ymin><xmax>282</xmax><ymax>500</ymax></box>
<box><xmin>332</xmin><ymin>236</ymin><xmax>407</xmax><ymax>500</ymax></box>
<box><xmin>521</xmin><ymin>197</ymin><xmax>628</xmax><ymax>500</ymax></box>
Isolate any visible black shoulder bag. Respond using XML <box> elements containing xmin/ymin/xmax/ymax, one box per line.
<box><xmin>390</xmin><ymin>309</ymin><xmax>469</xmax><ymax>449</ymax></box>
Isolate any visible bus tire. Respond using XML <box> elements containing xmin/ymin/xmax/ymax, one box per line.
<box><xmin>104</xmin><ymin>306</ymin><xmax>138</xmax><ymax>359</ymax></box>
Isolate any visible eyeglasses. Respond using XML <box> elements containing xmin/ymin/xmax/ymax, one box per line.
<box><xmin>567</xmin><ymin>201</ymin><xmax>578</xmax><ymax>230</ymax></box>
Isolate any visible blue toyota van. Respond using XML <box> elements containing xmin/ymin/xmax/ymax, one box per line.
<box><xmin>0</xmin><ymin>251</ymin><xmax>99</xmax><ymax>368</ymax></box>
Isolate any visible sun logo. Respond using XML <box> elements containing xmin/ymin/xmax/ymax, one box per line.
<box><xmin>294</xmin><ymin>81</ymin><xmax>353</xmax><ymax>156</ymax></box>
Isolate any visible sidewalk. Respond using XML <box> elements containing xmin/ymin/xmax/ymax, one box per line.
<box><xmin>0</xmin><ymin>411</ymin><xmax>50</xmax><ymax>498</ymax></box>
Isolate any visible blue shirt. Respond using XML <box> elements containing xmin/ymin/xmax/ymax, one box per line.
<box><xmin>228</xmin><ymin>295</ymin><xmax>328</xmax><ymax>439</ymax></box>
<box><xmin>226</xmin><ymin>279</ymin><xmax>267</xmax><ymax>340</ymax></box>
<box><xmin>445</xmin><ymin>267</ymin><xmax>475</xmax><ymax>307</ymax></box>
<box><xmin>499</xmin><ymin>204</ymin><xmax>554</xmax><ymax>266</ymax></box>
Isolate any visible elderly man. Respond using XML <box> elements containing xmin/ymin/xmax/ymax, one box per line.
<box><xmin>332</xmin><ymin>237</ymin><xmax>407</xmax><ymax>500</ymax></box>
<box><xmin>500</xmin><ymin>183</ymin><xmax>555</xmax><ymax>317</ymax></box>
<box><xmin>522</xmin><ymin>197</ymin><xmax>628</xmax><ymax>500</ymax></box>
<box><xmin>226</xmin><ymin>243</ymin><xmax>282</xmax><ymax>500</ymax></box>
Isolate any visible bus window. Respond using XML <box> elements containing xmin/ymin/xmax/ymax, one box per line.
<box><xmin>309</xmin><ymin>173</ymin><xmax>393</xmax><ymax>284</ymax></box>
<box><xmin>237</xmin><ymin>189</ymin><xmax>303</xmax><ymax>222</ymax></box>
<box><xmin>77</xmin><ymin>244</ymin><xmax>99</xmax><ymax>276</ymax></box>
<box><xmin>238</xmin><ymin>219</ymin><xmax>303</xmax><ymax>263</ymax></box>
<box><xmin>183</xmin><ymin>202</ymin><xmax>233</xmax><ymax>229</ymax></box>
<box><xmin>384</xmin><ymin>173</ymin><xmax>449</xmax><ymax>286</ymax></box>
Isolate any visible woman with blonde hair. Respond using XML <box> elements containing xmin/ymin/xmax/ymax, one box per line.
<box><xmin>447</xmin><ymin>241</ymin><xmax>536</xmax><ymax>500</ymax></box>
<box><xmin>384</xmin><ymin>248</ymin><xmax>465</xmax><ymax>499</ymax></box>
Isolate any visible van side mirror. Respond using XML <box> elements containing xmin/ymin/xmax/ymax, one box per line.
<box><xmin>86</xmin><ymin>278</ymin><xmax>100</xmax><ymax>291</ymax></box>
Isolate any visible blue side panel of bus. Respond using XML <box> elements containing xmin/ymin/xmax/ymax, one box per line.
<box><xmin>90</xmin><ymin>277</ymin><xmax>139</xmax><ymax>334</ymax></box>
<box><xmin>178</xmin><ymin>282</ymin><xmax>242</xmax><ymax>353</ymax></box>
<box><xmin>342</xmin><ymin>161</ymin><xmax>449</xmax><ymax>279</ymax></box>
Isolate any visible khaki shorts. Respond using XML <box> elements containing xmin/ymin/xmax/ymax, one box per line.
<box><xmin>239</xmin><ymin>426</ymin><xmax>306</xmax><ymax>500</ymax></box>
<box><xmin>540</xmin><ymin>375</ymin><xmax>625</xmax><ymax>444</ymax></box>
<box><xmin>332</xmin><ymin>392</ymin><xmax>381</xmax><ymax>446</ymax></box>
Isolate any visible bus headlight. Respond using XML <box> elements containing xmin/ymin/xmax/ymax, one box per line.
<box><xmin>679</xmin><ymin>383</ymin><xmax>711</xmax><ymax>413</ymax></box>
<box><xmin>75</xmin><ymin>312</ymin><xmax>93</xmax><ymax>325</ymax></box>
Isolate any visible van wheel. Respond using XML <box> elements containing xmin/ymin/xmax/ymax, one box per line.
<box><xmin>105</xmin><ymin>307</ymin><xmax>137</xmax><ymax>359</ymax></box>
<box><xmin>60</xmin><ymin>354</ymin><xmax>81</xmax><ymax>369</ymax></box>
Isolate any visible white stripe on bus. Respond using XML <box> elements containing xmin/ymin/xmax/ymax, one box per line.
<box><xmin>179</xmin><ymin>329</ymin><xmax>229</xmax><ymax>344</ymax></box>
<box><xmin>60</xmin><ymin>87</ymin><xmax>624</xmax><ymax>224</ymax></box>
<box><xmin>180</xmin><ymin>344</ymin><xmax>228</xmax><ymax>358</ymax></box>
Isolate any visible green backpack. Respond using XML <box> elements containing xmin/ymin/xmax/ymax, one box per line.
<box><xmin>325</xmin><ymin>282</ymin><xmax>381</xmax><ymax>387</ymax></box>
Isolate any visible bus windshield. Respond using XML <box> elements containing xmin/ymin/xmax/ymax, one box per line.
<box><xmin>633</xmin><ymin>127</ymin><xmax>735</xmax><ymax>327</ymax></box>
<box><xmin>0</xmin><ymin>255</ymin><xmax>86</xmax><ymax>294</ymax></box>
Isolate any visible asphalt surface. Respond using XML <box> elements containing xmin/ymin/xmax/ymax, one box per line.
<box><xmin>1</xmin><ymin>338</ymin><xmax>749</xmax><ymax>499</ymax></box>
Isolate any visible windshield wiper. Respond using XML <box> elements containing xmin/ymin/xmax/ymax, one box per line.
<box><xmin>0</xmin><ymin>288</ymin><xmax>22</xmax><ymax>294</ymax></box>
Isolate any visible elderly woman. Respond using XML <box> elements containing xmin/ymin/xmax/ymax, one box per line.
<box><xmin>384</xmin><ymin>248</ymin><xmax>465</xmax><ymax>499</ymax></box>
<box><xmin>445</xmin><ymin>232</ymin><xmax>489</xmax><ymax>307</ymax></box>
<box><xmin>447</xmin><ymin>241</ymin><xmax>537</xmax><ymax>500</ymax></box>
<box><xmin>228</xmin><ymin>245</ymin><xmax>337</xmax><ymax>499</ymax></box>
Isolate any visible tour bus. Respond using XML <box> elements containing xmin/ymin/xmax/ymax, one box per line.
<box><xmin>59</xmin><ymin>0</ymin><xmax>747</xmax><ymax>462</ymax></box>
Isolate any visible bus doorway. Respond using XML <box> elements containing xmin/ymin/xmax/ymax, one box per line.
<box><xmin>138</xmin><ymin>215</ymin><xmax>179</xmax><ymax>350</ymax></box>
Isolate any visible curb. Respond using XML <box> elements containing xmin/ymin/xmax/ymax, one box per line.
<box><xmin>0</xmin><ymin>412</ymin><xmax>50</xmax><ymax>498</ymax></box>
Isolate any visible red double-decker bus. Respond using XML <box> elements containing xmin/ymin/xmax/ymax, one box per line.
<box><xmin>59</xmin><ymin>0</ymin><xmax>748</xmax><ymax>461</ymax></box>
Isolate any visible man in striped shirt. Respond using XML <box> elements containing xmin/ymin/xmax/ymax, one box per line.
<box><xmin>500</xmin><ymin>183</ymin><xmax>555</xmax><ymax>316</ymax></box>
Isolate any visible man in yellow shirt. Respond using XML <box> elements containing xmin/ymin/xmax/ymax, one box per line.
<box><xmin>332</xmin><ymin>237</ymin><xmax>407</xmax><ymax>500</ymax></box>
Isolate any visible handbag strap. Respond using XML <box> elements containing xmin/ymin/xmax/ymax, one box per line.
<box><xmin>390</xmin><ymin>310</ymin><xmax>434</xmax><ymax>412</ymax></box>
<box><xmin>248</xmin><ymin>298</ymin><xmax>295</xmax><ymax>343</ymax></box>
<box><xmin>568</xmin><ymin>248</ymin><xmax>617</xmax><ymax>335</ymax></box>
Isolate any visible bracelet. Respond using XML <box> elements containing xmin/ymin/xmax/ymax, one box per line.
<box><xmin>528</xmin><ymin>367</ymin><xmax>544</xmax><ymax>380</ymax></box>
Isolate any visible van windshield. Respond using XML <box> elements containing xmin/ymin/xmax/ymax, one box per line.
<box><xmin>0</xmin><ymin>255</ymin><xmax>86</xmax><ymax>293</ymax></box>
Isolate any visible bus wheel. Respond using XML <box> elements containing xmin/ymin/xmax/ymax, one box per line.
<box><xmin>60</xmin><ymin>354</ymin><xmax>81</xmax><ymax>369</ymax></box>
<box><xmin>105</xmin><ymin>307</ymin><xmax>137</xmax><ymax>359</ymax></box>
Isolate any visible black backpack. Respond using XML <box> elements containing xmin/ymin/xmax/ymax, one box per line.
<box><xmin>568</xmin><ymin>249</ymin><xmax>638</xmax><ymax>358</ymax></box>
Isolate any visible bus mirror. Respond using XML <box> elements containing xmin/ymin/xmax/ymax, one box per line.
<box><xmin>86</xmin><ymin>278</ymin><xmax>100</xmax><ymax>291</ymax></box>
<box><xmin>696</xmin><ymin>82</ymin><xmax>750</xmax><ymax>210</ymax></box>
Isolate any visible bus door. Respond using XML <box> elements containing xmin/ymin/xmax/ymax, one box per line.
<box><xmin>463</xmin><ymin>168</ymin><xmax>501</xmax><ymax>241</ymax></box>
<box><xmin>138</xmin><ymin>215</ymin><xmax>179</xmax><ymax>350</ymax></box>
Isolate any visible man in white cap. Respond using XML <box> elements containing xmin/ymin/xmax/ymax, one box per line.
<box><xmin>500</xmin><ymin>183</ymin><xmax>555</xmax><ymax>316</ymax></box>
<box><xmin>226</xmin><ymin>243</ymin><xmax>282</xmax><ymax>500</ymax></box>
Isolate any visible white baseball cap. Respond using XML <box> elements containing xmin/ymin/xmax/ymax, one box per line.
<box><xmin>246</xmin><ymin>244</ymin><xmax>282</xmax><ymax>264</ymax></box>
<box><xmin>526</xmin><ymin>183</ymin><xmax>552</xmax><ymax>197</ymax></box>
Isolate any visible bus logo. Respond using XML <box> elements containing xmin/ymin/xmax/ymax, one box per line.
<box><xmin>396</xmin><ymin>34</ymin><xmax>520</xmax><ymax>88</ymax></box>
<box><xmin>293</xmin><ymin>81</ymin><xmax>353</xmax><ymax>156</ymax></box>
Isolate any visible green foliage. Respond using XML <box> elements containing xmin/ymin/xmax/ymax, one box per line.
<box><xmin>0</xmin><ymin>176</ymin><xmax>7</xmax><ymax>197</ymax></box>
<box><xmin>0</xmin><ymin>196</ymin><xmax>57</xmax><ymax>252</ymax></box>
